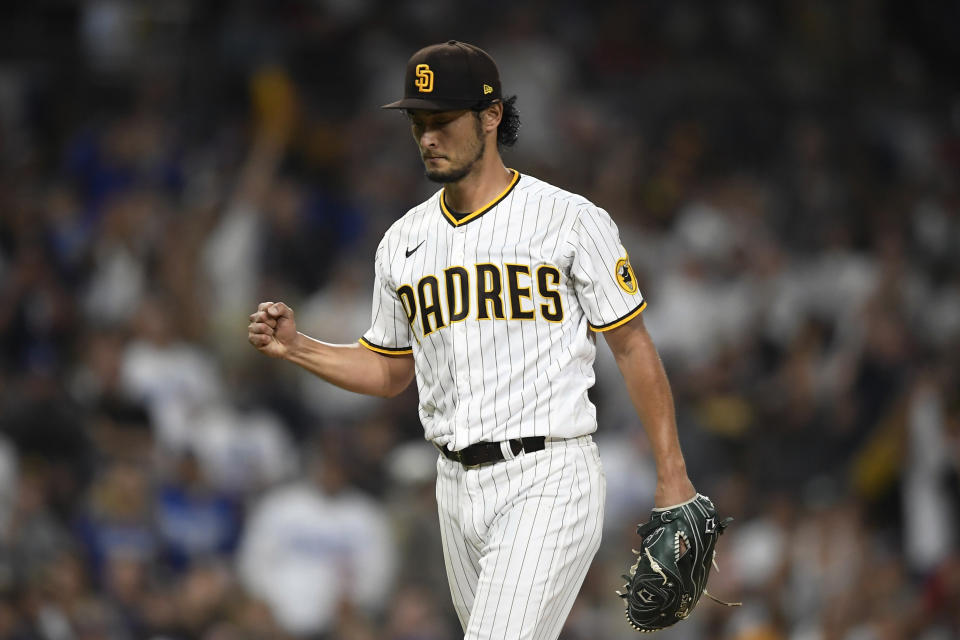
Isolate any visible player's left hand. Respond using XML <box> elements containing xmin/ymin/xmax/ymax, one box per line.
<box><xmin>618</xmin><ymin>493</ymin><xmax>739</xmax><ymax>633</ymax></box>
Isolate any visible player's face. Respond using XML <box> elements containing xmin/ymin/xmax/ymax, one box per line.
<box><xmin>408</xmin><ymin>109</ymin><xmax>486</xmax><ymax>184</ymax></box>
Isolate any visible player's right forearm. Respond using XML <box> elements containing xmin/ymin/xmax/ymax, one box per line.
<box><xmin>284</xmin><ymin>332</ymin><xmax>413</xmax><ymax>398</ymax></box>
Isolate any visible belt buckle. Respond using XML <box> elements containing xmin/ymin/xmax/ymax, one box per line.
<box><xmin>450</xmin><ymin>447</ymin><xmax>477</xmax><ymax>469</ymax></box>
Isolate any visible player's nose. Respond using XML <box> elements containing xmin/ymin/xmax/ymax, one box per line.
<box><xmin>419</xmin><ymin>129</ymin><xmax>439</xmax><ymax>149</ymax></box>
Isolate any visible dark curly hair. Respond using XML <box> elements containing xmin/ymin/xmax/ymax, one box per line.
<box><xmin>473</xmin><ymin>95</ymin><xmax>520</xmax><ymax>149</ymax></box>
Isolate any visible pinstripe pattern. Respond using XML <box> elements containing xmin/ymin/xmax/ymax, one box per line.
<box><xmin>436</xmin><ymin>437</ymin><xmax>605</xmax><ymax>639</ymax></box>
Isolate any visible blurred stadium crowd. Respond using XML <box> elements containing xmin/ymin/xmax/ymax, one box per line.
<box><xmin>1</xmin><ymin>1</ymin><xmax>959</xmax><ymax>639</ymax></box>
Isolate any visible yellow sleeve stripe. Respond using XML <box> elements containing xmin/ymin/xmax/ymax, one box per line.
<box><xmin>589</xmin><ymin>300</ymin><xmax>647</xmax><ymax>333</ymax></box>
<box><xmin>359</xmin><ymin>337</ymin><xmax>413</xmax><ymax>355</ymax></box>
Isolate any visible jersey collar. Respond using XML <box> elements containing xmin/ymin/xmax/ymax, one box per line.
<box><xmin>440</xmin><ymin>169</ymin><xmax>520</xmax><ymax>227</ymax></box>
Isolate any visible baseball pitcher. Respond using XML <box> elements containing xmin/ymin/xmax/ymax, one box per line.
<box><xmin>249</xmin><ymin>41</ymin><xmax>729</xmax><ymax>639</ymax></box>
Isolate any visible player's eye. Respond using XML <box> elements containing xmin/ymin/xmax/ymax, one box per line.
<box><xmin>410</xmin><ymin>120</ymin><xmax>427</xmax><ymax>136</ymax></box>
<box><xmin>411</xmin><ymin>117</ymin><xmax>437</xmax><ymax>128</ymax></box>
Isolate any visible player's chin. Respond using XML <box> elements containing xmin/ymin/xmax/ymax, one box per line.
<box><xmin>425</xmin><ymin>164</ymin><xmax>469</xmax><ymax>184</ymax></box>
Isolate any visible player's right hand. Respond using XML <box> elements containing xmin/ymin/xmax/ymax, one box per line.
<box><xmin>248</xmin><ymin>301</ymin><xmax>298</xmax><ymax>359</ymax></box>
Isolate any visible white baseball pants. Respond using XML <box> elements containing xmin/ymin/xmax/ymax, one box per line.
<box><xmin>435</xmin><ymin>435</ymin><xmax>606</xmax><ymax>640</ymax></box>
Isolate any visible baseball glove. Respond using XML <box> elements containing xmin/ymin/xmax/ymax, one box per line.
<box><xmin>617</xmin><ymin>493</ymin><xmax>738</xmax><ymax>632</ymax></box>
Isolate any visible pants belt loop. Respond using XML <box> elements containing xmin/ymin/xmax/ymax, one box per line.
<box><xmin>499</xmin><ymin>439</ymin><xmax>518</xmax><ymax>461</ymax></box>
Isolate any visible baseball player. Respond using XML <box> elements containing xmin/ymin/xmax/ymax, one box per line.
<box><xmin>248</xmin><ymin>41</ymin><xmax>697</xmax><ymax>640</ymax></box>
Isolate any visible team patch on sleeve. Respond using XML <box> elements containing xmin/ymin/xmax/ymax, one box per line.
<box><xmin>615</xmin><ymin>255</ymin><xmax>639</xmax><ymax>294</ymax></box>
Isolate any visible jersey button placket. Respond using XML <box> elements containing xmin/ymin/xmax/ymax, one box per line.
<box><xmin>451</xmin><ymin>229</ymin><xmax>470</xmax><ymax>414</ymax></box>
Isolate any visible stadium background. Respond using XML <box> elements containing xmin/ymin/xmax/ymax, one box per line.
<box><xmin>0</xmin><ymin>1</ymin><xmax>958</xmax><ymax>638</ymax></box>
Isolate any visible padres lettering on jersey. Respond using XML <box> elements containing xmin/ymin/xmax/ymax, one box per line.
<box><xmin>361</xmin><ymin>171</ymin><xmax>645</xmax><ymax>451</ymax></box>
<box><xmin>395</xmin><ymin>262</ymin><xmax>564</xmax><ymax>336</ymax></box>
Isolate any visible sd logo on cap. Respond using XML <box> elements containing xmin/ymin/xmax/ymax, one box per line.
<box><xmin>414</xmin><ymin>64</ymin><xmax>434</xmax><ymax>93</ymax></box>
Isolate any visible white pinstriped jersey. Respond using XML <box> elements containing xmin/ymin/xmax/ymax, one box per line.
<box><xmin>360</xmin><ymin>171</ymin><xmax>645</xmax><ymax>451</ymax></box>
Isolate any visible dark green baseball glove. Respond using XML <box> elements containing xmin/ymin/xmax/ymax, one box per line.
<box><xmin>618</xmin><ymin>493</ymin><xmax>738</xmax><ymax>632</ymax></box>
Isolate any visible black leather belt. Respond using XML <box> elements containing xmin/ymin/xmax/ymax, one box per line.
<box><xmin>437</xmin><ymin>436</ymin><xmax>546</xmax><ymax>468</ymax></box>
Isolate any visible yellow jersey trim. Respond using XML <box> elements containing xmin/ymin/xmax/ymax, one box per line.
<box><xmin>359</xmin><ymin>337</ymin><xmax>413</xmax><ymax>355</ymax></box>
<box><xmin>589</xmin><ymin>300</ymin><xmax>647</xmax><ymax>333</ymax></box>
<box><xmin>440</xmin><ymin>170</ymin><xmax>520</xmax><ymax>227</ymax></box>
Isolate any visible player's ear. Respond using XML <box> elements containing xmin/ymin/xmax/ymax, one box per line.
<box><xmin>480</xmin><ymin>102</ymin><xmax>503</xmax><ymax>133</ymax></box>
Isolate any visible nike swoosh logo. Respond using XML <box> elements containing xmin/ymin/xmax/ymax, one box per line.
<box><xmin>405</xmin><ymin>241</ymin><xmax>425</xmax><ymax>258</ymax></box>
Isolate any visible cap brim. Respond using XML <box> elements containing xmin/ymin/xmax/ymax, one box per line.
<box><xmin>381</xmin><ymin>97</ymin><xmax>481</xmax><ymax>111</ymax></box>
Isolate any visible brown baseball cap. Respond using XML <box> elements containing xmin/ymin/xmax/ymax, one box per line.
<box><xmin>382</xmin><ymin>40</ymin><xmax>502</xmax><ymax>111</ymax></box>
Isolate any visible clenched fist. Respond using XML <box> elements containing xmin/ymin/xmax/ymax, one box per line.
<box><xmin>248</xmin><ymin>301</ymin><xmax>299</xmax><ymax>359</ymax></box>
